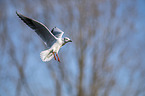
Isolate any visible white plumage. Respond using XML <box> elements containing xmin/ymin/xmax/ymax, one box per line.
<box><xmin>40</xmin><ymin>38</ymin><xmax>63</xmax><ymax>62</ymax></box>
<box><xmin>40</xmin><ymin>49</ymin><xmax>53</xmax><ymax>62</ymax></box>
<box><xmin>16</xmin><ymin>12</ymin><xmax>72</xmax><ymax>62</ymax></box>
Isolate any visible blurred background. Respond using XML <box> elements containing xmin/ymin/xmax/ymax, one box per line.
<box><xmin>0</xmin><ymin>0</ymin><xmax>145</xmax><ymax>96</ymax></box>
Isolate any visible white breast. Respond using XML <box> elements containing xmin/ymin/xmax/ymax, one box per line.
<box><xmin>51</xmin><ymin>38</ymin><xmax>63</xmax><ymax>53</ymax></box>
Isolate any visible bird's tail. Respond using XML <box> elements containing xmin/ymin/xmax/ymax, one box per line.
<box><xmin>40</xmin><ymin>49</ymin><xmax>53</xmax><ymax>62</ymax></box>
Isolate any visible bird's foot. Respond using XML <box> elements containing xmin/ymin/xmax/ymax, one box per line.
<box><xmin>53</xmin><ymin>52</ymin><xmax>56</xmax><ymax>60</ymax></box>
<box><xmin>56</xmin><ymin>53</ymin><xmax>60</xmax><ymax>62</ymax></box>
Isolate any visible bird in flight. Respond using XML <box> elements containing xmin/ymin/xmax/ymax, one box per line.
<box><xmin>16</xmin><ymin>12</ymin><xmax>72</xmax><ymax>62</ymax></box>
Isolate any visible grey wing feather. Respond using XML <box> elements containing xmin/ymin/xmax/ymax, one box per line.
<box><xmin>16</xmin><ymin>11</ymin><xmax>56</xmax><ymax>48</ymax></box>
<box><xmin>51</xmin><ymin>27</ymin><xmax>64</xmax><ymax>38</ymax></box>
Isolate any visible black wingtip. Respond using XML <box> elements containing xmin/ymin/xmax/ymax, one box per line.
<box><xmin>16</xmin><ymin>11</ymin><xmax>23</xmax><ymax>20</ymax></box>
<box><xmin>16</xmin><ymin>11</ymin><xmax>20</xmax><ymax>17</ymax></box>
<box><xmin>16</xmin><ymin>11</ymin><xmax>17</xmax><ymax>14</ymax></box>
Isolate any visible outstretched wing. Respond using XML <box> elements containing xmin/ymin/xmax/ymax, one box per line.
<box><xmin>16</xmin><ymin>11</ymin><xmax>56</xmax><ymax>48</ymax></box>
<box><xmin>51</xmin><ymin>27</ymin><xmax>64</xmax><ymax>38</ymax></box>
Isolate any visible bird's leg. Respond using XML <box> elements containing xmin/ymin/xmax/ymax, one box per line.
<box><xmin>56</xmin><ymin>53</ymin><xmax>60</xmax><ymax>62</ymax></box>
<box><xmin>53</xmin><ymin>52</ymin><xmax>56</xmax><ymax>60</ymax></box>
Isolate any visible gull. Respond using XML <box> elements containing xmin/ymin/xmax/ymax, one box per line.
<box><xmin>16</xmin><ymin>12</ymin><xmax>72</xmax><ymax>62</ymax></box>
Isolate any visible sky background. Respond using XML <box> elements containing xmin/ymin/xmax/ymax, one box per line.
<box><xmin>0</xmin><ymin>0</ymin><xmax>145</xmax><ymax>96</ymax></box>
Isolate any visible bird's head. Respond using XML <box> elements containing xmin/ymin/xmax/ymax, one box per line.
<box><xmin>62</xmin><ymin>37</ymin><xmax>72</xmax><ymax>46</ymax></box>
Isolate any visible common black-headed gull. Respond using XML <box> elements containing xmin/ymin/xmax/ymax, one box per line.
<box><xmin>16</xmin><ymin>12</ymin><xmax>72</xmax><ymax>62</ymax></box>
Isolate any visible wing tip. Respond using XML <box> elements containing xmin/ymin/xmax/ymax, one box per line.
<box><xmin>16</xmin><ymin>11</ymin><xmax>22</xmax><ymax>19</ymax></box>
<box><xmin>16</xmin><ymin>11</ymin><xmax>20</xmax><ymax>16</ymax></box>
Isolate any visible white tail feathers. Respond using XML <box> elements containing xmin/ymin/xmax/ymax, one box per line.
<box><xmin>40</xmin><ymin>49</ymin><xmax>54</xmax><ymax>62</ymax></box>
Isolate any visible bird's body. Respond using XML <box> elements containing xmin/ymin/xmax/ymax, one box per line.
<box><xmin>16</xmin><ymin>12</ymin><xmax>72</xmax><ymax>62</ymax></box>
<box><xmin>52</xmin><ymin>38</ymin><xmax>63</xmax><ymax>53</ymax></box>
<box><xmin>40</xmin><ymin>38</ymin><xmax>63</xmax><ymax>62</ymax></box>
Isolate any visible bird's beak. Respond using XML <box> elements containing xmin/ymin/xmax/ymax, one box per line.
<box><xmin>69</xmin><ymin>40</ymin><xmax>72</xmax><ymax>42</ymax></box>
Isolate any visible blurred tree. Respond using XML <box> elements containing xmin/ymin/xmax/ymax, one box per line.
<box><xmin>0</xmin><ymin>0</ymin><xmax>145</xmax><ymax>96</ymax></box>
